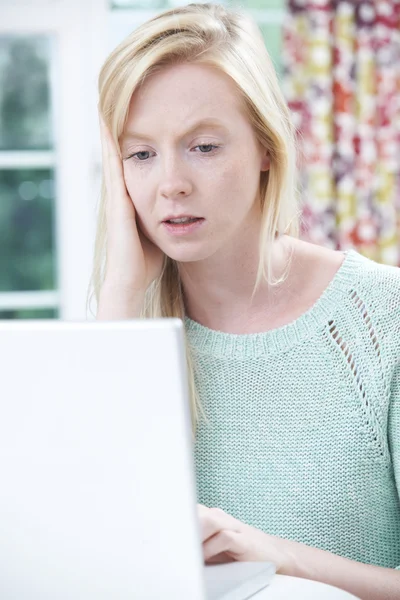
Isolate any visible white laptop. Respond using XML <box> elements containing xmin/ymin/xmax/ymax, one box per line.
<box><xmin>0</xmin><ymin>319</ymin><xmax>275</xmax><ymax>600</ymax></box>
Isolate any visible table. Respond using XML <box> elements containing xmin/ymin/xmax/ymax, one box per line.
<box><xmin>254</xmin><ymin>573</ymin><xmax>360</xmax><ymax>599</ymax></box>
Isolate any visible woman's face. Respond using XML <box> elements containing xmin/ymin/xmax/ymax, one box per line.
<box><xmin>120</xmin><ymin>62</ymin><xmax>270</xmax><ymax>263</ymax></box>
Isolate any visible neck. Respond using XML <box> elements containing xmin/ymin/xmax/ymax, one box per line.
<box><xmin>177</xmin><ymin>230</ymin><xmax>294</xmax><ymax>331</ymax></box>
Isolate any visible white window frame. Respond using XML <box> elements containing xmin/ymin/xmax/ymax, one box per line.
<box><xmin>0</xmin><ymin>0</ymin><xmax>109</xmax><ymax>320</ymax></box>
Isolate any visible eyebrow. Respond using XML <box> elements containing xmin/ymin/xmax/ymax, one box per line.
<box><xmin>120</xmin><ymin>118</ymin><xmax>229</xmax><ymax>143</ymax></box>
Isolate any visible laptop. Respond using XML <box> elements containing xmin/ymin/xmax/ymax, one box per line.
<box><xmin>0</xmin><ymin>319</ymin><xmax>275</xmax><ymax>599</ymax></box>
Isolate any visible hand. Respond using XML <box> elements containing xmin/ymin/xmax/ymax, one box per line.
<box><xmin>98</xmin><ymin>107</ymin><xmax>164</xmax><ymax>293</ymax></box>
<box><xmin>197</xmin><ymin>504</ymin><xmax>295</xmax><ymax>574</ymax></box>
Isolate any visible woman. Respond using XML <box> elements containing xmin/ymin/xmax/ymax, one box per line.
<box><xmin>89</xmin><ymin>3</ymin><xmax>400</xmax><ymax>597</ymax></box>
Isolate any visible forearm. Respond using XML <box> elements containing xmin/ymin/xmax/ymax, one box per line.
<box><xmin>96</xmin><ymin>282</ymin><xmax>144</xmax><ymax>320</ymax></box>
<box><xmin>281</xmin><ymin>537</ymin><xmax>400</xmax><ymax>600</ymax></box>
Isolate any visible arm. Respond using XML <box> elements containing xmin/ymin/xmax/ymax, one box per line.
<box><xmin>199</xmin><ymin>505</ymin><xmax>400</xmax><ymax>600</ymax></box>
<box><xmin>96</xmin><ymin>282</ymin><xmax>144</xmax><ymax>320</ymax></box>
<box><xmin>284</xmin><ymin>538</ymin><xmax>400</xmax><ymax>600</ymax></box>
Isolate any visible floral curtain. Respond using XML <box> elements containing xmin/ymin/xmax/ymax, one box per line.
<box><xmin>282</xmin><ymin>0</ymin><xmax>400</xmax><ymax>266</ymax></box>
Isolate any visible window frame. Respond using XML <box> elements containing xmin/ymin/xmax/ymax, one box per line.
<box><xmin>0</xmin><ymin>0</ymin><xmax>109</xmax><ymax>320</ymax></box>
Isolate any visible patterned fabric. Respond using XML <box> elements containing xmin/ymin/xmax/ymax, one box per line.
<box><xmin>282</xmin><ymin>0</ymin><xmax>400</xmax><ymax>267</ymax></box>
<box><xmin>186</xmin><ymin>250</ymin><xmax>400</xmax><ymax>568</ymax></box>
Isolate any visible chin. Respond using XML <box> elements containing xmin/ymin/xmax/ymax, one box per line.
<box><xmin>163</xmin><ymin>243</ymin><xmax>214</xmax><ymax>263</ymax></box>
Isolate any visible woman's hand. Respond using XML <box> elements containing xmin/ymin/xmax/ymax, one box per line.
<box><xmin>98</xmin><ymin>108</ymin><xmax>164</xmax><ymax>295</ymax></box>
<box><xmin>197</xmin><ymin>504</ymin><xmax>295</xmax><ymax>574</ymax></box>
<box><xmin>198</xmin><ymin>504</ymin><xmax>400</xmax><ymax>600</ymax></box>
<box><xmin>96</xmin><ymin>108</ymin><xmax>166</xmax><ymax>320</ymax></box>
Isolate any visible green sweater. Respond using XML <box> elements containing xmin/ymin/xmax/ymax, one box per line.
<box><xmin>185</xmin><ymin>249</ymin><xmax>400</xmax><ymax>569</ymax></box>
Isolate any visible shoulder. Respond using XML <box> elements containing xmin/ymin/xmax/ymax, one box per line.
<box><xmin>295</xmin><ymin>239</ymin><xmax>400</xmax><ymax>360</ymax></box>
<box><xmin>310</xmin><ymin>241</ymin><xmax>400</xmax><ymax>303</ymax></box>
<box><xmin>345</xmin><ymin>250</ymin><xmax>400</xmax><ymax>365</ymax></box>
<box><xmin>348</xmin><ymin>251</ymin><xmax>400</xmax><ymax>319</ymax></box>
<box><xmin>290</xmin><ymin>238</ymin><xmax>400</xmax><ymax>323</ymax></box>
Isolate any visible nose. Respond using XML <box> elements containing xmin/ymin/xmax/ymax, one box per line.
<box><xmin>159</xmin><ymin>155</ymin><xmax>193</xmax><ymax>198</ymax></box>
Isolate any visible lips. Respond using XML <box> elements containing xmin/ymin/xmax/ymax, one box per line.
<box><xmin>163</xmin><ymin>215</ymin><xmax>201</xmax><ymax>223</ymax></box>
<box><xmin>165</xmin><ymin>218</ymin><xmax>202</xmax><ymax>225</ymax></box>
<box><xmin>162</xmin><ymin>218</ymin><xmax>205</xmax><ymax>236</ymax></box>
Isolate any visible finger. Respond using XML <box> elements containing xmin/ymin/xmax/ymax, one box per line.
<box><xmin>98</xmin><ymin>111</ymin><xmax>112</xmax><ymax>186</ymax></box>
<box><xmin>99</xmin><ymin>115</ymin><xmax>122</xmax><ymax>201</ymax></box>
<box><xmin>98</xmin><ymin>111</ymin><xmax>133</xmax><ymax>221</ymax></box>
<box><xmin>99</xmin><ymin>114</ymin><xmax>116</xmax><ymax>219</ymax></box>
<box><xmin>204</xmin><ymin>552</ymin><xmax>236</xmax><ymax>565</ymax></box>
<box><xmin>199</xmin><ymin>507</ymin><xmax>239</xmax><ymax>543</ymax></box>
<box><xmin>203</xmin><ymin>530</ymin><xmax>244</xmax><ymax>563</ymax></box>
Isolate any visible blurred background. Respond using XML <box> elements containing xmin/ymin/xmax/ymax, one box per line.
<box><xmin>0</xmin><ymin>0</ymin><xmax>399</xmax><ymax>321</ymax></box>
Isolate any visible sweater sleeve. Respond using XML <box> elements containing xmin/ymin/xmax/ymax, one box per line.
<box><xmin>389</xmin><ymin>358</ymin><xmax>400</xmax><ymax>570</ymax></box>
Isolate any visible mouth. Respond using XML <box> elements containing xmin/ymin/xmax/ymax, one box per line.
<box><xmin>162</xmin><ymin>217</ymin><xmax>205</xmax><ymax>236</ymax></box>
<box><xmin>163</xmin><ymin>216</ymin><xmax>203</xmax><ymax>224</ymax></box>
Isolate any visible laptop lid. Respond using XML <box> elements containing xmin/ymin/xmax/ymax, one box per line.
<box><xmin>0</xmin><ymin>319</ymin><xmax>206</xmax><ymax>600</ymax></box>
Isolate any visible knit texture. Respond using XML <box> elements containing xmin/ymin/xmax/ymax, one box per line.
<box><xmin>185</xmin><ymin>249</ymin><xmax>400</xmax><ymax>569</ymax></box>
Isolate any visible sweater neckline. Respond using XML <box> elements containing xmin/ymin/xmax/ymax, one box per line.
<box><xmin>184</xmin><ymin>249</ymin><xmax>368</xmax><ymax>357</ymax></box>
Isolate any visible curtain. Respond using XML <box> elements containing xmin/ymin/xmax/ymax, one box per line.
<box><xmin>282</xmin><ymin>0</ymin><xmax>400</xmax><ymax>266</ymax></box>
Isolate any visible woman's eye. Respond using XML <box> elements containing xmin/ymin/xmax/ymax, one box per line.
<box><xmin>195</xmin><ymin>144</ymin><xmax>218</xmax><ymax>153</ymax></box>
<box><xmin>134</xmin><ymin>151</ymin><xmax>151</xmax><ymax>161</ymax></box>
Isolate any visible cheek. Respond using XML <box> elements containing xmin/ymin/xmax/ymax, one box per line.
<box><xmin>211</xmin><ymin>158</ymin><xmax>242</xmax><ymax>192</ymax></box>
<box><xmin>216</xmin><ymin>158</ymin><xmax>257</xmax><ymax>209</ymax></box>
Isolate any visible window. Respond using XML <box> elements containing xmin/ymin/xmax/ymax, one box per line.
<box><xmin>0</xmin><ymin>34</ymin><xmax>59</xmax><ymax>318</ymax></box>
<box><xmin>0</xmin><ymin>0</ymin><xmax>101</xmax><ymax>321</ymax></box>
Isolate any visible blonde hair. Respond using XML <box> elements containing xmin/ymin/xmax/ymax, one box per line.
<box><xmin>87</xmin><ymin>2</ymin><xmax>301</xmax><ymax>434</ymax></box>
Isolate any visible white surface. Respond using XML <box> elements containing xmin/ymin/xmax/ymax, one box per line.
<box><xmin>0</xmin><ymin>319</ymin><xmax>206</xmax><ymax>600</ymax></box>
<box><xmin>204</xmin><ymin>562</ymin><xmax>275</xmax><ymax>600</ymax></box>
<box><xmin>253</xmin><ymin>574</ymin><xmax>360</xmax><ymax>599</ymax></box>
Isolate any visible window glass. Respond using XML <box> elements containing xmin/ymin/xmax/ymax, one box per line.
<box><xmin>0</xmin><ymin>168</ymin><xmax>57</xmax><ymax>292</ymax></box>
<box><xmin>0</xmin><ymin>308</ymin><xmax>58</xmax><ymax>319</ymax></box>
<box><xmin>0</xmin><ymin>36</ymin><xmax>53</xmax><ymax>151</ymax></box>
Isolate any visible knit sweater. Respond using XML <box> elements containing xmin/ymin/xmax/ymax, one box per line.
<box><xmin>184</xmin><ymin>249</ymin><xmax>400</xmax><ymax>569</ymax></box>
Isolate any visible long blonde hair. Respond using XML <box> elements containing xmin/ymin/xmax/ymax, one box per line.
<box><xmin>87</xmin><ymin>2</ymin><xmax>301</xmax><ymax>434</ymax></box>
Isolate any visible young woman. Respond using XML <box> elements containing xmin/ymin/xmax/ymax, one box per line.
<box><xmin>90</xmin><ymin>3</ymin><xmax>400</xmax><ymax>597</ymax></box>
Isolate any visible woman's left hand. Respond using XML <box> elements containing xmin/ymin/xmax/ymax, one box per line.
<box><xmin>197</xmin><ymin>504</ymin><xmax>296</xmax><ymax>574</ymax></box>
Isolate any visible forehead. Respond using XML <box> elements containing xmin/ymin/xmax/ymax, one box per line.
<box><xmin>126</xmin><ymin>62</ymin><xmax>245</xmax><ymax>127</ymax></box>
